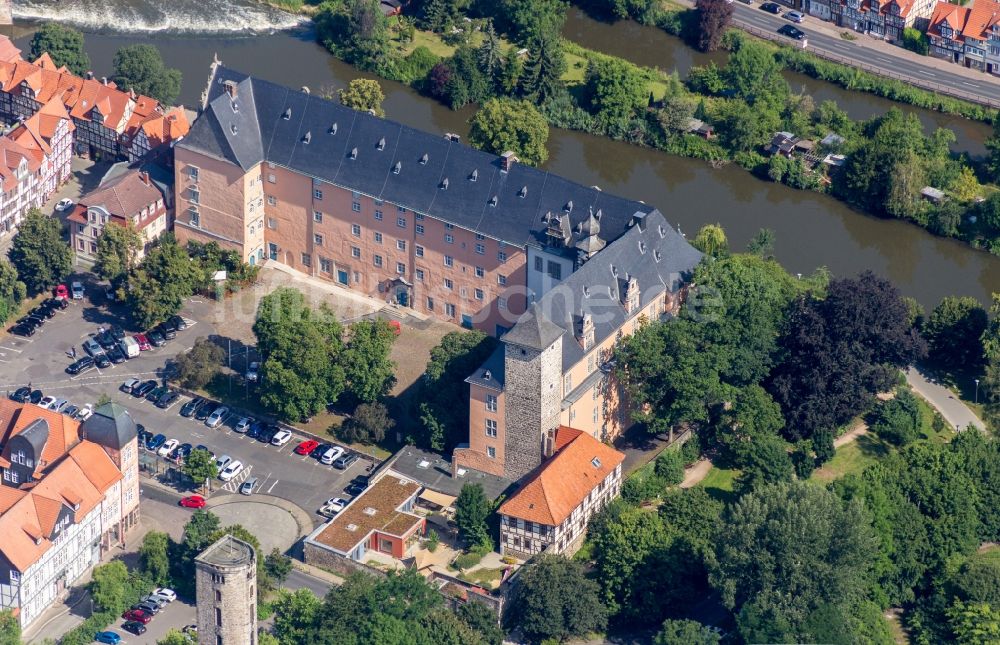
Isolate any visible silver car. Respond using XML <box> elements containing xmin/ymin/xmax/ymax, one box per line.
<box><xmin>239</xmin><ymin>477</ymin><xmax>258</xmax><ymax>495</ymax></box>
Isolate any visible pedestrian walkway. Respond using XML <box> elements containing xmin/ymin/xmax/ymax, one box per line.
<box><xmin>906</xmin><ymin>366</ymin><xmax>985</xmax><ymax>432</ymax></box>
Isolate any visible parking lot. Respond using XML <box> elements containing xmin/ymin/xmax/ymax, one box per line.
<box><xmin>0</xmin><ymin>279</ymin><xmax>374</xmax><ymax>524</ymax></box>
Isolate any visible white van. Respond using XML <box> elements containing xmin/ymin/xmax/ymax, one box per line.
<box><xmin>119</xmin><ymin>336</ymin><xmax>140</xmax><ymax>359</ymax></box>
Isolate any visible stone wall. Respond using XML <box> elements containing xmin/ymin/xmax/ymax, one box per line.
<box><xmin>195</xmin><ymin>537</ymin><xmax>257</xmax><ymax>645</ymax></box>
<box><xmin>502</xmin><ymin>336</ymin><xmax>563</xmax><ymax>481</ymax></box>
<box><xmin>303</xmin><ymin>541</ymin><xmax>387</xmax><ymax>579</ymax></box>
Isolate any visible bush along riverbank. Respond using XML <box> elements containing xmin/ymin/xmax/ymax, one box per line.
<box><xmin>311</xmin><ymin>0</ymin><xmax>1000</xmax><ymax>255</ymax></box>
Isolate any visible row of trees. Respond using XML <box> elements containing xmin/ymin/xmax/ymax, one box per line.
<box><xmin>30</xmin><ymin>23</ymin><xmax>182</xmax><ymax>104</ymax></box>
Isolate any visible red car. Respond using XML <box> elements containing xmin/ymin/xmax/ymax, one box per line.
<box><xmin>179</xmin><ymin>495</ymin><xmax>206</xmax><ymax>509</ymax></box>
<box><xmin>54</xmin><ymin>284</ymin><xmax>68</xmax><ymax>300</ymax></box>
<box><xmin>122</xmin><ymin>609</ymin><xmax>151</xmax><ymax>624</ymax></box>
<box><xmin>134</xmin><ymin>334</ymin><xmax>152</xmax><ymax>351</ymax></box>
<box><xmin>294</xmin><ymin>440</ymin><xmax>319</xmax><ymax>455</ymax></box>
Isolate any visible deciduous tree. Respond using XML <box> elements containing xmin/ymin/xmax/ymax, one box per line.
<box><xmin>469</xmin><ymin>98</ymin><xmax>549</xmax><ymax>166</ymax></box>
<box><xmin>584</xmin><ymin>56</ymin><xmax>648</xmax><ymax>127</ymax></box>
<box><xmin>337</xmin><ymin>402</ymin><xmax>395</xmax><ymax>444</ymax></box>
<box><xmin>0</xmin><ymin>260</ymin><xmax>26</xmax><ymax>325</ymax></box>
<box><xmin>654</xmin><ymin>619</ymin><xmax>720</xmax><ymax>645</ymax></box>
<box><xmin>112</xmin><ymin>44</ymin><xmax>182</xmax><ymax>105</ymax></box>
<box><xmin>172</xmin><ymin>338</ymin><xmax>225</xmax><ymax>390</ymax></box>
<box><xmin>30</xmin><ymin>23</ymin><xmax>90</xmax><ymax>76</ymax></box>
<box><xmin>90</xmin><ymin>561</ymin><xmax>132</xmax><ymax>613</ymax></box>
<box><xmin>265</xmin><ymin>548</ymin><xmax>293</xmax><ymax>587</ymax></box>
<box><xmin>182</xmin><ymin>448</ymin><xmax>218</xmax><ymax>488</ymax></box>
<box><xmin>505</xmin><ymin>554</ymin><xmax>607</xmax><ymax>643</ymax></box>
<box><xmin>127</xmin><ymin>236</ymin><xmax>203</xmax><ymax>329</ymax></box>
<box><xmin>342</xmin><ymin>319</ymin><xmax>397</xmax><ymax>403</ymax></box>
<box><xmin>271</xmin><ymin>588</ymin><xmax>322</xmax><ymax>644</ymax></box>
<box><xmin>339</xmin><ymin>78</ymin><xmax>386</xmax><ymax>117</ymax></box>
<box><xmin>696</xmin><ymin>0</ymin><xmax>733</xmax><ymax>52</ymax></box>
<box><xmin>94</xmin><ymin>222</ymin><xmax>142</xmax><ymax>292</ymax></box>
<box><xmin>9</xmin><ymin>208</ymin><xmax>72</xmax><ymax>295</ymax></box>
<box><xmin>454</xmin><ymin>483</ymin><xmax>492</xmax><ymax>549</ymax></box>
<box><xmin>0</xmin><ymin>609</ymin><xmax>20</xmax><ymax>645</ymax></box>
<box><xmin>139</xmin><ymin>531</ymin><xmax>171</xmax><ymax>586</ymax></box>
<box><xmin>923</xmin><ymin>296</ymin><xmax>988</xmax><ymax>369</ymax></box>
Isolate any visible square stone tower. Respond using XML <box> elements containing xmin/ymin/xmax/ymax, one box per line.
<box><xmin>195</xmin><ymin>534</ymin><xmax>257</xmax><ymax>645</ymax></box>
<box><xmin>501</xmin><ymin>304</ymin><xmax>565</xmax><ymax>481</ymax></box>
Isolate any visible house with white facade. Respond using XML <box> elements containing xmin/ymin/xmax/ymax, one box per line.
<box><xmin>0</xmin><ymin>402</ymin><xmax>139</xmax><ymax>630</ymax></box>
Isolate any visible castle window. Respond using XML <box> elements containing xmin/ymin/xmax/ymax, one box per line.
<box><xmin>498</xmin><ymin>251</ymin><xmax>507</xmax><ymax>263</ymax></box>
<box><xmin>486</xmin><ymin>395</ymin><xmax>497</xmax><ymax>412</ymax></box>
<box><xmin>415</xmin><ymin>245</ymin><xmax>424</xmax><ymax>257</ymax></box>
<box><xmin>487</xmin><ymin>447</ymin><xmax>496</xmax><ymax>458</ymax></box>
<box><xmin>475</xmin><ymin>266</ymin><xmax>484</xmax><ymax>278</ymax></box>
<box><xmin>486</xmin><ymin>419</ymin><xmax>497</xmax><ymax>437</ymax></box>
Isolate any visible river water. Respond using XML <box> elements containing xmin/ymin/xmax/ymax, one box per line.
<box><xmin>6</xmin><ymin>2</ymin><xmax>1000</xmax><ymax>308</ymax></box>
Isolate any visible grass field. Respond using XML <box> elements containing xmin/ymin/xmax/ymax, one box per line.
<box><xmin>699</xmin><ymin>466</ymin><xmax>738</xmax><ymax>502</ymax></box>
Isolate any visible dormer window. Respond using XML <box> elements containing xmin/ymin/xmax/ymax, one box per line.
<box><xmin>469</xmin><ymin>169</ymin><xmax>478</xmax><ymax>182</ymax></box>
<box><xmin>489</xmin><ymin>196</ymin><xmax>498</xmax><ymax>207</ymax></box>
<box><xmin>282</xmin><ymin>108</ymin><xmax>291</xmax><ymax>120</ymax></box>
<box><xmin>518</xmin><ymin>186</ymin><xmax>527</xmax><ymax>198</ymax></box>
<box><xmin>440</xmin><ymin>178</ymin><xmax>449</xmax><ymax>190</ymax></box>
<box><xmin>377</xmin><ymin>137</ymin><xmax>386</xmax><ymax>150</ymax></box>
<box><xmin>393</xmin><ymin>162</ymin><xmax>401</xmax><ymax>174</ymax></box>
<box><xmin>419</xmin><ymin>153</ymin><xmax>429</xmax><ymax>164</ymax></box>
<box><xmin>329</xmin><ymin>123</ymin><xmax>338</xmax><ymax>134</ymax></box>
<box><xmin>564</xmin><ymin>200</ymin><xmax>573</xmax><ymax>213</ymax></box>
<box><xmin>349</xmin><ymin>147</ymin><xmax>358</xmax><ymax>160</ymax></box>
<box><xmin>230</xmin><ymin>124</ymin><xmax>238</xmax><ymax>135</ymax></box>
<box><xmin>302</xmin><ymin>131</ymin><xmax>311</xmax><ymax>144</ymax></box>
<box><xmin>231</xmin><ymin>101</ymin><xmax>239</xmax><ymax>113</ymax></box>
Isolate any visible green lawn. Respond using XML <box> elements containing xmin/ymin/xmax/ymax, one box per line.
<box><xmin>698</xmin><ymin>466</ymin><xmax>738</xmax><ymax>503</ymax></box>
<box><xmin>812</xmin><ymin>433</ymin><xmax>891</xmax><ymax>483</ymax></box>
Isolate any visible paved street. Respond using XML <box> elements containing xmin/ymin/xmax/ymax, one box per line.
<box><xmin>906</xmin><ymin>366</ymin><xmax>985</xmax><ymax>431</ymax></box>
<box><xmin>717</xmin><ymin>2</ymin><xmax>1000</xmax><ymax>106</ymax></box>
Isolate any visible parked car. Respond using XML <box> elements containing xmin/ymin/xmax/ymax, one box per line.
<box><xmin>51</xmin><ymin>399</ymin><xmax>69</xmax><ymax>412</ymax></box>
<box><xmin>270</xmin><ymin>429</ymin><xmax>292</xmax><ymax>446</ymax></box>
<box><xmin>168</xmin><ymin>315</ymin><xmax>188</xmax><ymax>331</ymax></box>
<box><xmin>75</xmin><ymin>404</ymin><xmax>94</xmax><ymax>421</ymax></box>
<box><xmin>55</xmin><ymin>198</ymin><xmax>75</xmax><ymax>212</ymax></box>
<box><xmin>245</xmin><ymin>361</ymin><xmax>260</xmax><ymax>383</ymax></box>
<box><xmin>33</xmin><ymin>304</ymin><xmax>57</xmax><ymax>319</ymax></box>
<box><xmin>180</xmin><ymin>397</ymin><xmax>205</xmax><ymax>418</ymax></box>
<box><xmin>63</xmin><ymin>405</ymin><xmax>79</xmax><ymax>418</ymax></box>
<box><xmin>10</xmin><ymin>323</ymin><xmax>37</xmax><ymax>337</ymax></box>
<box><xmin>121</xmin><ymin>378</ymin><xmax>141</xmax><ymax>394</ymax></box>
<box><xmin>107</xmin><ymin>345</ymin><xmax>127</xmax><ymax>364</ymax></box>
<box><xmin>146</xmin><ymin>385</ymin><xmax>169</xmax><ymax>403</ymax></box>
<box><xmin>320</xmin><ymin>446</ymin><xmax>345</xmax><ymax>465</ymax></box>
<box><xmin>219</xmin><ymin>460</ymin><xmax>244</xmax><ymax>482</ymax></box>
<box><xmin>247</xmin><ymin>420</ymin><xmax>266</xmax><ymax>440</ymax></box>
<box><xmin>158</xmin><ymin>439</ymin><xmax>179</xmax><ymax>458</ymax></box>
<box><xmin>119</xmin><ymin>336</ymin><xmax>140</xmax><ymax>359</ymax></box>
<box><xmin>333</xmin><ymin>453</ymin><xmax>359</xmax><ymax>470</ymax></box>
<box><xmin>95</xmin><ymin>331</ymin><xmax>117</xmax><ymax>350</ymax></box>
<box><xmin>206</xmin><ymin>406</ymin><xmax>229</xmax><ymax>428</ymax></box>
<box><xmin>175</xmin><ymin>443</ymin><xmax>193</xmax><ymax>462</ymax></box>
<box><xmin>28</xmin><ymin>390</ymin><xmax>43</xmax><ymax>405</ymax></box>
<box><xmin>38</xmin><ymin>395</ymin><xmax>57</xmax><ymax>409</ymax></box>
<box><xmin>138</xmin><ymin>428</ymin><xmax>152</xmax><ymax>448</ymax></box>
<box><xmin>133</xmin><ymin>380</ymin><xmax>158</xmax><ymax>398</ymax></box>
<box><xmin>310</xmin><ymin>443</ymin><xmax>332</xmax><ymax>459</ymax></box>
<box><xmin>94</xmin><ymin>631</ymin><xmax>121</xmax><ymax>644</ymax></box>
<box><xmin>180</xmin><ymin>495</ymin><xmax>206</xmax><ymax>509</ymax></box>
<box><xmin>234</xmin><ymin>417</ymin><xmax>252</xmax><ymax>433</ymax></box>
<box><xmin>122</xmin><ymin>609</ymin><xmax>151</xmax><ymax>624</ymax></box>
<box><xmin>44</xmin><ymin>297</ymin><xmax>68</xmax><ymax>311</ymax></box>
<box><xmin>324</xmin><ymin>497</ymin><xmax>347</xmax><ymax>514</ymax></box>
<box><xmin>760</xmin><ymin>1</ymin><xmax>782</xmax><ymax>11</ymax></box>
<box><xmin>53</xmin><ymin>284</ymin><xmax>69</xmax><ymax>300</ymax></box>
<box><xmin>152</xmin><ymin>588</ymin><xmax>177</xmax><ymax>603</ymax></box>
<box><xmin>258</xmin><ymin>425</ymin><xmax>279</xmax><ymax>443</ymax></box>
<box><xmin>94</xmin><ymin>353</ymin><xmax>111</xmax><ymax>369</ymax></box>
<box><xmin>778</xmin><ymin>23</ymin><xmax>806</xmax><ymax>39</ymax></box>
<box><xmin>147</xmin><ymin>329</ymin><xmax>166</xmax><ymax>347</ymax></box>
<box><xmin>156</xmin><ymin>390</ymin><xmax>180</xmax><ymax>409</ymax></box>
<box><xmin>784</xmin><ymin>9</ymin><xmax>805</xmax><ymax>21</ymax></box>
<box><xmin>110</xmin><ymin>325</ymin><xmax>125</xmax><ymax>341</ymax></box>
<box><xmin>156</xmin><ymin>321</ymin><xmax>177</xmax><ymax>340</ymax></box>
<box><xmin>133</xmin><ymin>601</ymin><xmax>160</xmax><ymax>615</ymax></box>
<box><xmin>70</xmin><ymin>281</ymin><xmax>84</xmax><ymax>299</ymax></box>
<box><xmin>134</xmin><ymin>333</ymin><xmax>152</xmax><ymax>351</ymax></box>
<box><xmin>82</xmin><ymin>338</ymin><xmax>103</xmax><ymax>357</ymax></box>
<box><xmin>295</xmin><ymin>440</ymin><xmax>319</xmax><ymax>455</ymax></box>
<box><xmin>239</xmin><ymin>477</ymin><xmax>258</xmax><ymax>495</ymax></box>
<box><xmin>215</xmin><ymin>455</ymin><xmax>233</xmax><ymax>471</ymax></box>
<box><xmin>146</xmin><ymin>433</ymin><xmax>167</xmax><ymax>452</ymax></box>
<box><xmin>66</xmin><ymin>356</ymin><xmax>95</xmax><ymax>375</ymax></box>
<box><xmin>345</xmin><ymin>476</ymin><xmax>369</xmax><ymax>497</ymax></box>
<box><xmin>10</xmin><ymin>386</ymin><xmax>30</xmax><ymax>402</ymax></box>
<box><xmin>122</xmin><ymin>621</ymin><xmax>147</xmax><ymax>636</ymax></box>
<box><xmin>196</xmin><ymin>401</ymin><xmax>219</xmax><ymax>421</ymax></box>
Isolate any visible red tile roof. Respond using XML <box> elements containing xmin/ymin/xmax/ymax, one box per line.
<box><xmin>498</xmin><ymin>427</ymin><xmax>624</xmax><ymax>526</ymax></box>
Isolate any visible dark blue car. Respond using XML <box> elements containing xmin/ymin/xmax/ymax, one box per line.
<box><xmin>146</xmin><ymin>433</ymin><xmax>167</xmax><ymax>452</ymax></box>
<box><xmin>94</xmin><ymin>631</ymin><xmax>121</xmax><ymax>644</ymax></box>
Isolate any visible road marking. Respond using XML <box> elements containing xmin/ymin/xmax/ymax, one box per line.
<box><xmin>267</xmin><ymin>479</ymin><xmax>279</xmax><ymax>494</ymax></box>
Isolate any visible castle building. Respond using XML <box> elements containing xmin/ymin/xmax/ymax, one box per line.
<box><xmin>195</xmin><ymin>534</ymin><xmax>257</xmax><ymax>645</ymax></box>
<box><xmin>0</xmin><ymin>402</ymin><xmax>139</xmax><ymax>629</ymax></box>
<box><xmin>174</xmin><ymin>63</ymin><xmax>659</xmax><ymax>335</ymax></box>
<box><xmin>454</xmin><ymin>209</ymin><xmax>702</xmax><ymax>481</ymax></box>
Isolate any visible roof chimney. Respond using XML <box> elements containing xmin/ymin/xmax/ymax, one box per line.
<box><xmin>223</xmin><ymin>79</ymin><xmax>238</xmax><ymax>99</ymax></box>
<box><xmin>100</xmin><ymin>76</ymin><xmax>107</xmax><ymax>85</ymax></box>
<box><xmin>85</xmin><ymin>71</ymin><xmax>94</xmax><ymax>80</ymax></box>
<box><xmin>444</xmin><ymin>132</ymin><xmax>460</xmax><ymax>142</ymax></box>
<box><xmin>301</xmin><ymin>86</ymin><xmax>310</xmax><ymax>94</ymax></box>
<box><xmin>500</xmin><ymin>150</ymin><xmax>517</xmax><ymax>172</ymax></box>
<box><xmin>140</xmin><ymin>171</ymin><xmax>150</xmax><ymax>186</ymax></box>
<box><xmin>631</xmin><ymin>212</ymin><xmax>649</xmax><ymax>232</ymax></box>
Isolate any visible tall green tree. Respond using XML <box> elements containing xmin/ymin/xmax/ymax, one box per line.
<box><xmin>985</xmin><ymin>112</ymin><xmax>1000</xmax><ymax>183</ymax></box>
<box><xmin>923</xmin><ymin>296</ymin><xmax>988</xmax><ymax>370</ymax></box>
<box><xmin>9</xmin><ymin>208</ymin><xmax>71</xmax><ymax>295</ymax></box>
<box><xmin>339</xmin><ymin>78</ymin><xmax>386</xmax><ymax>117</ymax></box>
<box><xmin>346</xmin><ymin>0</ymin><xmax>393</xmax><ymax>74</ymax></box>
<box><xmin>139</xmin><ymin>531</ymin><xmax>171</xmax><ymax>586</ymax></box>
<box><xmin>712</xmin><ymin>481</ymin><xmax>881</xmax><ymax>644</ymax></box>
<box><xmin>518</xmin><ymin>31</ymin><xmax>565</xmax><ymax>104</ymax></box>
<box><xmin>654</xmin><ymin>619</ymin><xmax>720</xmax><ymax>645</ymax></box>
<box><xmin>265</xmin><ymin>548</ymin><xmax>294</xmax><ymax>587</ymax></box>
<box><xmin>0</xmin><ymin>609</ymin><xmax>20</xmax><ymax>645</ymax></box>
<box><xmin>183</xmin><ymin>509</ymin><xmax>221</xmax><ymax>553</ymax></box>
<box><xmin>29</xmin><ymin>23</ymin><xmax>90</xmax><ymax>75</ymax></box>
<box><xmin>691</xmin><ymin>223</ymin><xmax>728</xmax><ymax>257</ymax></box>
<box><xmin>732</xmin><ymin>433</ymin><xmax>793</xmax><ymax>493</ymax></box>
<box><xmin>416</xmin><ymin>330</ymin><xmax>498</xmax><ymax>450</ymax></box>
<box><xmin>89</xmin><ymin>561</ymin><xmax>132</xmax><ymax>613</ymax></box>
<box><xmin>94</xmin><ymin>221</ymin><xmax>142</xmax><ymax>292</ymax></box>
<box><xmin>495</xmin><ymin>0</ymin><xmax>567</xmax><ymax>44</ymax></box>
<box><xmin>182</xmin><ymin>448</ymin><xmax>218</xmax><ymax>487</ymax></box>
<box><xmin>454</xmin><ymin>483</ymin><xmax>492</xmax><ymax>549</ymax></box>
<box><xmin>271</xmin><ymin>588</ymin><xmax>323</xmax><ymax>643</ymax></box>
<box><xmin>112</xmin><ymin>44</ymin><xmax>182</xmax><ymax>105</ymax></box>
<box><xmin>0</xmin><ymin>260</ymin><xmax>26</xmax><ymax>325</ymax></box>
<box><xmin>342</xmin><ymin>319</ymin><xmax>397</xmax><ymax>403</ymax></box>
<box><xmin>477</xmin><ymin>22</ymin><xmax>504</xmax><ymax>87</ymax></box>
<box><xmin>127</xmin><ymin>236</ymin><xmax>202</xmax><ymax>328</ymax></box>
<box><xmin>505</xmin><ymin>554</ymin><xmax>607</xmax><ymax>643</ymax></box>
<box><xmin>469</xmin><ymin>98</ymin><xmax>549</xmax><ymax>166</ymax></box>
<box><xmin>583</xmin><ymin>56</ymin><xmax>647</xmax><ymax>127</ymax></box>
<box><xmin>696</xmin><ymin>0</ymin><xmax>733</xmax><ymax>52</ymax></box>
<box><xmin>722</xmin><ymin>39</ymin><xmax>788</xmax><ymax>108</ymax></box>
<box><xmin>171</xmin><ymin>337</ymin><xmax>225</xmax><ymax>390</ymax></box>
<box><xmin>337</xmin><ymin>401</ymin><xmax>395</xmax><ymax>444</ymax></box>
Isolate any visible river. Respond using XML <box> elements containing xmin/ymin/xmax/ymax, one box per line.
<box><xmin>5</xmin><ymin>2</ymin><xmax>1000</xmax><ymax>308</ymax></box>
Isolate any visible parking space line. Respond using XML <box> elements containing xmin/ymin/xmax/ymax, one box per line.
<box><xmin>267</xmin><ymin>479</ymin><xmax>279</xmax><ymax>494</ymax></box>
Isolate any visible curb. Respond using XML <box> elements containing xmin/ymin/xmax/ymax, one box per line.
<box><xmin>205</xmin><ymin>493</ymin><xmax>315</xmax><ymax>537</ymax></box>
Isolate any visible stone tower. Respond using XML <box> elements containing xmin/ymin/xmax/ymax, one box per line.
<box><xmin>501</xmin><ymin>303</ymin><xmax>564</xmax><ymax>481</ymax></box>
<box><xmin>195</xmin><ymin>534</ymin><xmax>257</xmax><ymax>645</ymax></box>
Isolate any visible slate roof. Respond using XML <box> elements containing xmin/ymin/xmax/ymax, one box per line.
<box><xmin>80</xmin><ymin>403</ymin><xmax>137</xmax><ymax>451</ymax></box>
<box><xmin>180</xmin><ymin>65</ymin><xmax>654</xmax><ymax>247</ymax></box>
<box><xmin>501</xmin><ymin>302</ymin><xmax>565</xmax><ymax>351</ymax></box>
<box><xmin>381</xmin><ymin>446</ymin><xmax>514</xmax><ymax>501</ymax></box>
<box><xmin>501</xmin><ymin>209</ymin><xmax>702</xmax><ymax>370</ymax></box>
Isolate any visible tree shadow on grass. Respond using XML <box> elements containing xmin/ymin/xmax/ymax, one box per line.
<box><xmin>854</xmin><ymin>433</ymin><xmax>891</xmax><ymax>460</ymax></box>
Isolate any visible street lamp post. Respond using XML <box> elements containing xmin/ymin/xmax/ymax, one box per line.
<box><xmin>975</xmin><ymin>379</ymin><xmax>980</xmax><ymax>404</ymax></box>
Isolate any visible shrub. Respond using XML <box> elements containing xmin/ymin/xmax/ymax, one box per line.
<box><xmin>679</xmin><ymin>436</ymin><xmax>701</xmax><ymax>465</ymax></box>
<box><xmin>654</xmin><ymin>450</ymin><xmax>686</xmax><ymax>486</ymax></box>
<box><xmin>869</xmin><ymin>390</ymin><xmax>921</xmax><ymax>446</ymax></box>
<box><xmin>453</xmin><ymin>551</ymin><xmax>484</xmax><ymax>570</ymax></box>
<box><xmin>427</xmin><ymin>529</ymin><xmax>440</xmax><ymax>552</ymax></box>
<box><xmin>902</xmin><ymin>28</ymin><xmax>929</xmax><ymax>56</ymax></box>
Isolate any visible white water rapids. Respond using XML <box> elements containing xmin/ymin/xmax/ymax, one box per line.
<box><xmin>12</xmin><ymin>0</ymin><xmax>306</xmax><ymax>33</ymax></box>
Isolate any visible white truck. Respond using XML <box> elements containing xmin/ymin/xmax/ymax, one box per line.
<box><xmin>119</xmin><ymin>336</ymin><xmax>140</xmax><ymax>359</ymax></box>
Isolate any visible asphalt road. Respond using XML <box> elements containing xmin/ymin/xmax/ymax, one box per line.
<box><xmin>731</xmin><ymin>4</ymin><xmax>1000</xmax><ymax>104</ymax></box>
